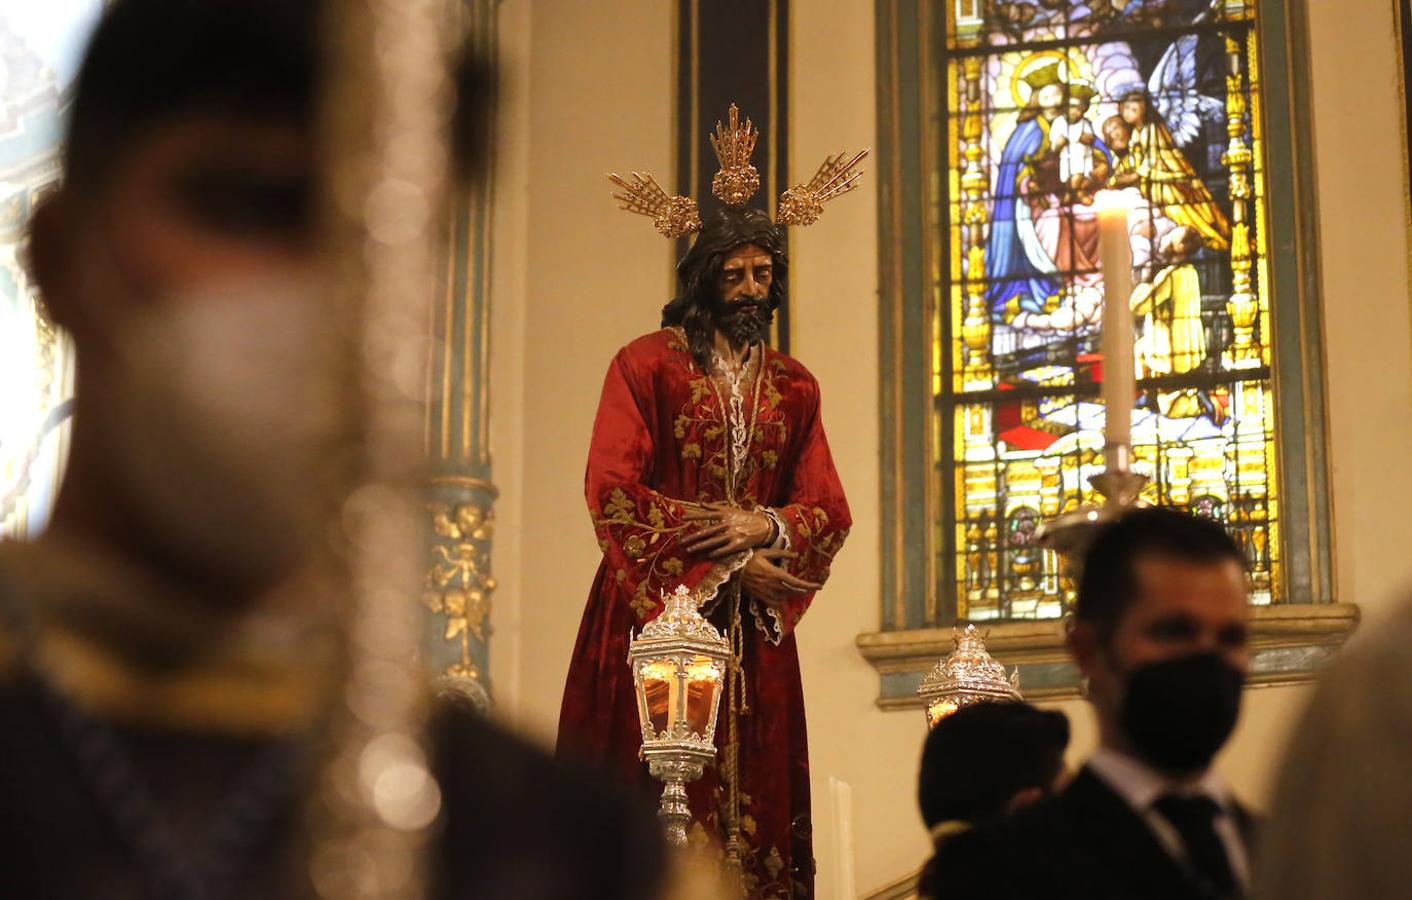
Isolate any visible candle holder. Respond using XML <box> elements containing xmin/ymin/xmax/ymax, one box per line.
<box><xmin>1036</xmin><ymin>442</ymin><xmax>1149</xmax><ymax>576</ymax></box>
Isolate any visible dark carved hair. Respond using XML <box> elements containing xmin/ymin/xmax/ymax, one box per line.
<box><xmin>1076</xmin><ymin>507</ymin><xmax>1246</xmax><ymax>642</ymax></box>
<box><xmin>65</xmin><ymin>0</ymin><xmax>489</xmax><ymax>193</ymax></box>
<box><xmin>660</xmin><ymin>206</ymin><xmax>788</xmax><ymax>370</ymax></box>
<box><xmin>917</xmin><ymin>701</ymin><xmax>1070</xmax><ymax>829</ymax></box>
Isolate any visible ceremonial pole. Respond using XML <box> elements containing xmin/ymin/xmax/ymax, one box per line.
<box><xmin>309</xmin><ymin>2</ymin><xmax>454</xmax><ymax>897</ymax></box>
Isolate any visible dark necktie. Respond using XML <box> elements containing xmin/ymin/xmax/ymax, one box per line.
<box><xmin>1153</xmin><ymin>793</ymin><xmax>1239</xmax><ymax>897</ymax></box>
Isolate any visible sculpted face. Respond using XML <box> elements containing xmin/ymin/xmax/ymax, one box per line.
<box><xmin>715</xmin><ymin>243</ymin><xmax>773</xmax><ymax>303</ymax></box>
<box><xmin>711</xmin><ymin>242</ymin><xmax>774</xmax><ymax>348</ymax></box>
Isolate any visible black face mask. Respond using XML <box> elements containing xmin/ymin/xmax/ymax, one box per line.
<box><xmin>1118</xmin><ymin>652</ymin><xmax>1244</xmax><ymax>773</ymax></box>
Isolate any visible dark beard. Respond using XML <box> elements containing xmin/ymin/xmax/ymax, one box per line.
<box><xmin>714</xmin><ymin>298</ymin><xmax>773</xmax><ymax>347</ymax></box>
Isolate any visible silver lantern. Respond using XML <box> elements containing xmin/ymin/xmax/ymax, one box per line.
<box><xmin>628</xmin><ymin>584</ymin><xmax>730</xmax><ymax>846</ymax></box>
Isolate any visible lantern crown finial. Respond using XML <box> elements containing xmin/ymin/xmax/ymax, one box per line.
<box><xmin>635</xmin><ymin>584</ymin><xmax>732</xmax><ymax>648</ymax></box>
<box><xmin>917</xmin><ymin>624</ymin><xmax>1023</xmax><ymax>726</ymax></box>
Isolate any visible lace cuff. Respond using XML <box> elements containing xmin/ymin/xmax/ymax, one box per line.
<box><xmin>694</xmin><ymin>550</ymin><xmax>752</xmax><ymax>617</ymax></box>
<box><xmin>762</xmin><ymin>507</ymin><xmax>791</xmax><ymax>551</ymax></box>
<box><xmin>749</xmin><ymin>598</ymin><xmax>786</xmax><ymax>646</ymax></box>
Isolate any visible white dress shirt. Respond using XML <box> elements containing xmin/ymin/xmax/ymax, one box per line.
<box><xmin>1087</xmin><ymin>747</ymin><xmax>1251</xmax><ymax>893</ymax></box>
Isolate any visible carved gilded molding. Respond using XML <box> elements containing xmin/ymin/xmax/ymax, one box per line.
<box><xmin>423</xmin><ymin>497</ymin><xmax>496</xmax><ymax>675</ymax></box>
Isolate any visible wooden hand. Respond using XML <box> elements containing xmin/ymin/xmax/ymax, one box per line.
<box><xmin>682</xmin><ymin>502</ymin><xmax>775</xmax><ymax>559</ymax></box>
<box><xmin>740</xmin><ymin>548</ymin><xmax>823</xmax><ymax>608</ymax></box>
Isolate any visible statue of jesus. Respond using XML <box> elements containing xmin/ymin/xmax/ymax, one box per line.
<box><xmin>557</xmin><ymin>203</ymin><xmax>852</xmax><ymax>898</ymax></box>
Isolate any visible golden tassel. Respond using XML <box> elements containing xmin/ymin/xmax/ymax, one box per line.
<box><xmin>723</xmin><ymin>580</ymin><xmax>749</xmax><ymax>874</ymax></box>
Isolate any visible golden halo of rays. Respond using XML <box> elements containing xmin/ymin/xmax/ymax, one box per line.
<box><xmin>1005</xmin><ymin>49</ymin><xmax>1098</xmax><ymax>110</ymax></box>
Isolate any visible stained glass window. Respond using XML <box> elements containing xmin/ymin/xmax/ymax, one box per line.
<box><xmin>939</xmin><ymin>0</ymin><xmax>1278</xmax><ymax>620</ymax></box>
<box><xmin>0</xmin><ymin>3</ymin><xmax>103</xmax><ymax>540</ymax></box>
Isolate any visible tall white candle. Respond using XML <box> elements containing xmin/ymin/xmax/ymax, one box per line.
<box><xmin>1095</xmin><ymin>191</ymin><xmax>1134</xmax><ymax>466</ymax></box>
<box><xmin>829</xmin><ymin>777</ymin><xmax>858</xmax><ymax>898</ymax></box>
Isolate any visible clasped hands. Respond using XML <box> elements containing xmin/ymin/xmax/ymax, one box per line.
<box><xmin>682</xmin><ymin>502</ymin><xmax>822</xmax><ymax>606</ymax></box>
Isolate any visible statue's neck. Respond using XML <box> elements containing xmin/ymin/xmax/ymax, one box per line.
<box><xmin>712</xmin><ymin>328</ymin><xmax>753</xmax><ymax>368</ymax></box>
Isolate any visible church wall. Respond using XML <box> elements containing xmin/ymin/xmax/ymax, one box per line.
<box><xmin>486</xmin><ymin>0</ymin><xmax>1412</xmax><ymax>896</ymax></box>
<box><xmin>486</xmin><ymin>0</ymin><xmax>677</xmax><ymax>739</ymax></box>
<box><xmin>1305</xmin><ymin>0</ymin><xmax>1412</xmax><ymax>634</ymax></box>
<box><xmin>785</xmin><ymin>2</ymin><xmax>921</xmax><ymax>894</ymax></box>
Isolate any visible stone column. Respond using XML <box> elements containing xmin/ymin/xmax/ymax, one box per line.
<box><xmin>421</xmin><ymin>0</ymin><xmax>500</xmax><ymax>710</ymax></box>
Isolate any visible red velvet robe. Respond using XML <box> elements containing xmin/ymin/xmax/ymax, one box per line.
<box><xmin>558</xmin><ymin>327</ymin><xmax>850</xmax><ymax>899</ymax></box>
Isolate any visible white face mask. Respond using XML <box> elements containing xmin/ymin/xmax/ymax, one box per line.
<box><xmin>87</xmin><ymin>276</ymin><xmax>348</xmax><ymax>590</ymax></box>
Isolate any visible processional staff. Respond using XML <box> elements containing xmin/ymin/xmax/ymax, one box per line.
<box><xmin>307</xmin><ymin>2</ymin><xmax>457</xmax><ymax>897</ymax></box>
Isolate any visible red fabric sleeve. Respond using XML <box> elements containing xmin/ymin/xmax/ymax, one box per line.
<box><xmin>585</xmin><ymin>349</ymin><xmax>746</xmax><ymax>622</ymax></box>
<box><xmin>750</xmin><ymin>376</ymin><xmax>852</xmax><ymax>643</ymax></box>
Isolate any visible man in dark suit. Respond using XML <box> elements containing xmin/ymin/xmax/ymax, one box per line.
<box><xmin>930</xmin><ymin>508</ymin><xmax>1256</xmax><ymax>900</ymax></box>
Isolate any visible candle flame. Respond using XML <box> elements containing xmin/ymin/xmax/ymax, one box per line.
<box><xmin>1093</xmin><ymin>189</ymin><xmax>1136</xmax><ymax>214</ymax></box>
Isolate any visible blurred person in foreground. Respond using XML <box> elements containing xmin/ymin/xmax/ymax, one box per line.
<box><xmin>931</xmin><ymin>508</ymin><xmax>1257</xmax><ymax>899</ymax></box>
<box><xmin>915</xmin><ymin>701</ymin><xmax>1070</xmax><ymax>898</ymax></box>
<box><xmin>0</xmin><ymin>1</ymin><xmax>665</xmax><ymax>898</ymax></box>
<box><xmin>1255</xmin><ymin>596</ymin><xmax>1407</xmax><ymax>899</ymax></box>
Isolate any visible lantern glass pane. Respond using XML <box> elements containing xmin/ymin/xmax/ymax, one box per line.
<box><xmin>683</xmin><ymin>656</ymin><xmax>721</xmax><ymax>736</ymax></box>
<box><xmin>639</xmin><ymin>660</ymin><xmax>674</xmax><ymax>736</ymax></box>
<box><xmin>644</xmin><ymin>678</ymin><xmax>672</xmax><ymax>735</ymax></box>
<box><xmin>927</xmin><ymin>697</ymin><xmax>960</xmax><ymax>728</ymax></box>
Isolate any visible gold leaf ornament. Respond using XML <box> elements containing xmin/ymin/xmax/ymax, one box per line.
<box><xmin>776</xmin><ymin>149</ymin><xmax>871</xmax><ymax>226</ymax></box>
<box><xmin>608</xmin><ymin>102</ymin><xmax>866</xmax><ymax>236</ymax></box>
<box><xmin>607</xmin><ymin>172</ymin><xmax>702</xmax><ymax>239</ymax></box>
<box><xmin>763</xmin><ymin>847</ymin><xmax>785</xmax><ymax>879</ymax></box>
<box><xmin>709</xmin><ymin>103</ymin><xmax>761</xmax><ymax>206</ymax></box>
